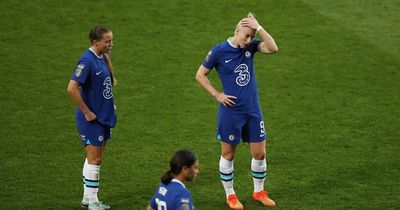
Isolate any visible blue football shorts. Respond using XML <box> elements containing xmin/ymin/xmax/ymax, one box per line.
<box><xmin>216</xmin><ymin>111</ymin><xmax>267</xmax><ymax>145</ymax></box>
<box><xmin>76</xmin><ymin>113</ymin><xmax>111</xmax><ymax>147</ymax></box>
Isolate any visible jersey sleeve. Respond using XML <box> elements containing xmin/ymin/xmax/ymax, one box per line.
<box><xmin>149</xmin><ymin>197</ymin><xmax>157</xmax><ymax>209</ymax></box>
<box><xmin>201</xmin><ymin>47</ymin><xmax>218</xmax><ymax>71</ymax></box>
<box><xmin>71</xmin><ymin>58</ymin><xmax>91</xmax><ymax>85</ymax></box>
<box><xmin>149</xmin><ymin>191</ymin><xmax>158</xmax><ymax>209</ymax></box>
<box><xmin>173</xmin><ymin>191</ymin><xmax>193</xmax><ymax>210</ymax></box>
<box><xmin>250</xmin><ymin>38</ymin><xmax>262</xmax><ymax>54</ymax></box>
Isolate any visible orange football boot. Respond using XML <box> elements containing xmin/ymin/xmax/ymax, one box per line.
<box><xmin>253</xmin><ymin>190</ymin><xmax>276</xmax><ymax>207</ymax></box>
<box><xmin>226</xmin><ymin>194</ymin><xmax>244</xmax><ymax>210</ymax></box>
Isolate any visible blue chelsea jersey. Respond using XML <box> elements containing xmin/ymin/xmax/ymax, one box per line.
<box><xmin>71</xmin><ymin>48</ymin><xmax>116</xmax><ymax>127</ymax></box>
<box><xmin>202</xmin><ymin>38</ymin><xmax>262</xmax><ymax>114</ymax></box>
<box><xmin>150</xmin><ymin>179</ymin><xmax>194</xmax><ymax>210</ymax></box>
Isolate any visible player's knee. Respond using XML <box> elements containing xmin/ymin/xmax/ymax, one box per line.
<box><xmin>88</xmin><ymin>157</ymin><xmax>103</xmax><ymax>165</ymax></box>
<box><xmin>93</xmin><ymin>157</ymin><xmax>103</xmax><ymax>165</ymax></box>
<box><xmin>252</xmin><ymin>152</ymin><xmax>265</xmax><ymax>160</ymax></box>
<box><xmin>221</xmin><ymin>152</ymin><xmax>235</xmax><ymax>161</ymax></box>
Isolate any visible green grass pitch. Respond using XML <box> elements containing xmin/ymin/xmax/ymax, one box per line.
<box><xmin>0</xmin><ymin>0</ymin><xmax>399</xmax><ymax>209</ymax></box>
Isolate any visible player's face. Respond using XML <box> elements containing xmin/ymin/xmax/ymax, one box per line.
<box><xmin>235</xmin><ymin>26</ymin><xmax>256</xmax><ymax>48</ymax></box>
<box><xmin>94</xmin><ymin>31</ymin><xmax>113</xmax><ymax>54</ymax></box>
<box><xmin>185</xmin><ymin>160</ymin><xmax>199</xmax><ymax>182</ymax></box>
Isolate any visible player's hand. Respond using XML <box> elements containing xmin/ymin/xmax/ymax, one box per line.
<box><xmin>215</xmin><ymin>92</ymin><xmax>237</xmax><ymax>107</ymax></box>
<box><xmin>84</xmin><ymin>111</ymin><xmax>97</xmax><ymax>121</ymax></box>
<box><xmin>240</xmin><ymin>17</ymin><xmax>260</xmax><ymax>30</ymax></box>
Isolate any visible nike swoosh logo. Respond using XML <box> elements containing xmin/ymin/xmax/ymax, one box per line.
<box><xmin>260</xmin><ymin>133</ymin><xmax>266</xmax><ymax>138</ymax></box>
<box><xmin>225</xmin><ymin>59</ymin><xmax>232</xmax><ymax>63</ymax></box>
<box><xmin>96</xmin><ymin>71</ymin><xmax>102</xmax><ymax>75</ymax></box>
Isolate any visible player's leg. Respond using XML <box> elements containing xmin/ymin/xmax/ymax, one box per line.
<box><xmin>249</xmin><ymin>141</ymin><xmax>266</xmax><ymax>192</ymax></box>
<box><xmin>220</xmin><ymin>141</ymin><xmax>237</xmax><ymax>195</ymax></box>
<box><xmin>78</xmin><ymin>117</ymin><xmax>110</xmax><ymax>209</ymax></box>
<box><xmin>84</xmin><ymin>145</ymin><xmax>106</xmax><ymax>207</ymax></box>
<box><xmin>217</xmin><ymin>111</ymin><xmax>245</xmax><ymax>210</ymax></box>
<box><xmin>245</xmin><ymin>112</ymin><xmax>275</xmax><ymax>207</ymax></box>
<box><xmin>220</xmin><ymin>142</ymin><xmax>243</xmax><ymax>210</ymax></box>
<box><xmin>249</xmin><ymin>141</ymin><xmax>275</xmax><ymax>207</ymax></box>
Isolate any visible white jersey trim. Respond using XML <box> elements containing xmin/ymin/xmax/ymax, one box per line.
<box><xmin>89</xmin><ymin>48</ymin><xmax>104</xmax><ymax>59</ymax></box>
<box><xmin>227</xmin><ymin>37</ymin><xmax>238</xmax><ymax>48</ymax></box>
<box><xmin>171</xmin><ymin>178</ymin><xmax>186</xmax><ymax>188</ymax></box>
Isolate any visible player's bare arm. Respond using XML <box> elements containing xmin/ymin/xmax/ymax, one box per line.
<box><xmin>195</xmin><ymin>65</ymin><xmax>237</xmax><ymax>107</ymax></box>
<box><xmin>67</xmin><ymin>80</ymin><xmax>97</xmax><ymax>121</ymax></box>
<box><xmin>241</xmin><ymin>17</ymin><xmax>278</xmax><ymax>54</ymax></box>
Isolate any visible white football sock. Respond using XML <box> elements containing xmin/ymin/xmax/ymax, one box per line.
<box><xmin>251</xmin><ymin>158</ymin><xmax>267</xmax><ymax>192</ymax></box>
<box><xmin>219</xmin><ymin>156</ymin><xmax>235</xmax><ymax>197</ymax></box>
<box><xmin>83</xmin><ymin>162</ymin><xmax>101</xmax><ymax>204</ymax></box>
<box><xmin>82</xmin><ymin>158</ymin><xmax>88</xmax><ymax>200</ymax></box>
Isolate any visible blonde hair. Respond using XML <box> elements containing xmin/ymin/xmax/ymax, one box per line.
<box><xmin>237</xmin><ymin>12</ymin><xmax>256</xmax><ymax>28</ymax></box>
<box><xmin>247</xmin><ymin>12</ymin><xmax>255</xmax><ymax>18</ymax></box>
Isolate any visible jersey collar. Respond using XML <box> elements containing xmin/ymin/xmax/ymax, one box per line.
<box><xmin>171</xmin><ymin>178</ymin><xmax>186</xmax><ymax>188</ymax></box>
<box><xmin>227</xmin><ymin>37</ymin><xmax>238</xmax><ymax>49</ymax></box>
<box><xmin>89</xmin><ymin>48</ymin><xmax>103</xmax><ymax>59</ymax></box>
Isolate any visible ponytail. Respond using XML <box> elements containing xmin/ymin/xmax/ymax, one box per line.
<box><xmin>161</xmin><ymin>170</ymin><xmax>174</xmax><ymax>184</ymax></box>
<box><xmin>247</xmin><ymin>12</ymin><xmax>255</xmax><ymax>18</ymax></box>
<box><xmin>103</xmin><ymin>53</ymin><xmax>117</xmax><ymax>86</ymax></box>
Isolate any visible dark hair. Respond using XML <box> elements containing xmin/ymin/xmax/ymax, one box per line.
<box><xmin>88</xmin><ymin>25</ymin><xmax>117</xmax><ymax>86</ymax></box>
<box><xmin>89</xmin><ymin>25</ymin><xmax>110</xmax><ymax>44</ymax></box>
<box><xmin>161</xmin><ymin>149</ymin><xmax>197</xmax><ymax>184</ymax></box>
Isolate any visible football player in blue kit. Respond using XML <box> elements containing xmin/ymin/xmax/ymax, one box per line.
<box><xmin>196</xmin><ymin>13</ymin><xmax>278</xmax><ymax>209</ymax></box>
<box><xmin>147</xmin><ymin>149</ymin><xmax>199</xmax><ymax>210</ymax></box>
<box><xmin>67</xmin><ymin>25</ymin><xmax>116</xmax><ymax>210</ymax></box>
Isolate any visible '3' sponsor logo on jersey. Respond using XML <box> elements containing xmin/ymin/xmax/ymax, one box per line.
<box><xmin>103</xmin><ymin>77</ymin><xmax>113</xmax><ymax>99</ymax></box>
<box><xmin>234</xmin><ymin>64</ymin><xmax>250</xmax><ymax>86</ymax></box>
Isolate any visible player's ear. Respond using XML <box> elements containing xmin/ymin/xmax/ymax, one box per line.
<box><xmin>182</xmin><ymin>166</ymin><xmax>189</xmax><ymax>174</ymax></box>
<box><xmin>93</xmin><ymin>39</ymin><xmax>100</xmax><ymax>47</ymax></box>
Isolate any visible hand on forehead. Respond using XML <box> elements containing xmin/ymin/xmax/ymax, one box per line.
<box><xmin>239</xmin><ymin>17</ymin><xmax>259</xmax><ymax>30</ymax></box>
<box><xmin>242</xmin><ymin>17</ymin><xmax>254</xmax><ymax>22</ymax></box>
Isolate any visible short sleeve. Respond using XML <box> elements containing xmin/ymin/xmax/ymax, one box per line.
<box><xmin>149</xmin><ymin>196</ymin><xmax>157</xmax><ymax>209</ymax></box>
<box><xmin>250</xmin><ymin>38</ymin><xmax>262</xmax><ymax>54</ymax></box>
<box><xmin>71</xmin><ymin>58</ymin><xmax>91</xmax><ymax>85</ymax></box>
<box><xmin>201</xmin><ymin>47</ymin><xmax>218</xmax><ymax>70</ymax></box>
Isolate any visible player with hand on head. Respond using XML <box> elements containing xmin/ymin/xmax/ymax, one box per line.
<box><xmin>147</xmin><ymin>149</ymin><xmax>199</xmax><ymax>210</ymax></box>
<box><xmin>196</xmin><ymin>13</ymin><xmax>278</xmax><ymax>209</ymax></box>
<box><xmin>67</xmin><ymin>25</ymin><xmax>117</xmax><ymax>210</ymax></box>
